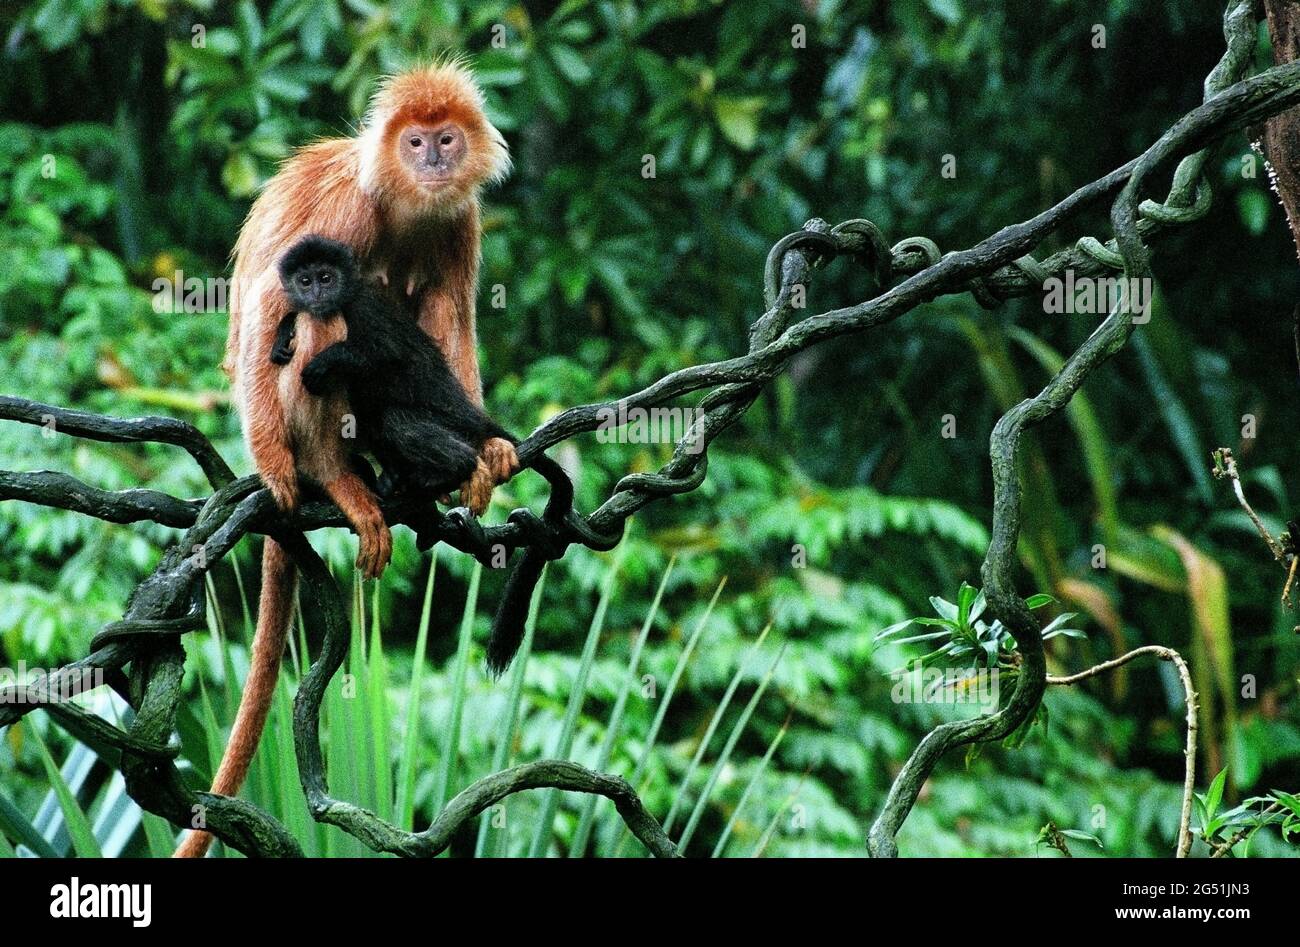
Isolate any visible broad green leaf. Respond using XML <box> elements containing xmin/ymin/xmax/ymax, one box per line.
<box><xmin>713</xmin><ymin>96</ymin><xmax>764</xmax><ymax>150</ymax></box>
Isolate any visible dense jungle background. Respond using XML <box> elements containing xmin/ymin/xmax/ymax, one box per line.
<box><xmin>2</xmin><ymin>0</ymin><xmax>1299</xmax><ymax>857</ymax></box>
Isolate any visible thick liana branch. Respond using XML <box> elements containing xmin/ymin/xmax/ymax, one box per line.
<box><xmin>867</xmin><ymin>0</ymin><xmax>1265</xmax><ymax>857</ymax></box>
<box><xmin>0</xmin><ymin>396</ymin><xmax>235</xmax><ymax>489</ymax></box>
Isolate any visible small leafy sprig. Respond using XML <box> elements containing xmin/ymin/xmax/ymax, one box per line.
<box><xmin>1036</xmin><ymin>820</ymin><xmax>1103</xmax><ymax>857</ymax></box>
<box><xmin>873</xmin><ymin>581</ymin><xmax>1084</xmax><ymax>671</ymax></box>
<box><xmin>1195</xmin><ymin>767</ymin><xmax>1300</xmax><ymax>855</ymax></box>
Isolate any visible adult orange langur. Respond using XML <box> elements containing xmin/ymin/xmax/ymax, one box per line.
<box><xmin>176</xmin><ymin>61</ymin><xmax>516</xmax><ymax>857</ymax></box>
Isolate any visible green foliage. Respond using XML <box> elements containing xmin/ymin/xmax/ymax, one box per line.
<box><xmin>875</xmin><ymin>584</ymin><xmax>1082</xmax><ymax>670</ymax></box>
<box><xmin>2</xmin><ymin>0</ymin><xmax>1299</xmax><ymax>857</ymax></box>
<box><xmin>1194</xmin><ymin>766</ymin><xmax>1300</xmax><ymax>856</ymax></box>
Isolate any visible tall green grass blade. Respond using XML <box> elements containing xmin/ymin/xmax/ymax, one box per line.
<box><xmin>477</xmin><ymin>565</ymin><xmax>546</xmax><ymax>858</ymax></box>
<box><xmin>678</xmin><ymin>642</ymin><xmax>786</xmax><ymax>850</ymax></box>
<box><xmin>1132</xmin><ymin>329</ymin><xmax>1213</xmax><ymax>503</ymax></box>
<box><xmin>434</xmin><ymin>561</ymin><xmax>481</xmax><ymax>815</ymax></box>
<box><xmin>751</xmin><ymin>769</ymin><xmax>810</xmax><ymax>858</ymax></box>
<box><xmin>751</xmin><ymin>787</ymin><xmax>797</xmax><ymax>858</ymax></box>
<box><xmin>140</xmin><ymin>811</ymin><xmax>177</xmax><ymax>858</ymax></box>
<box><xmin>397</xmin><ymin>554</ymin><xmax>437</xmax><ymax>832</ymax></box>
<box><xmin>0</xmin><ymin>831</ymin><xmax>15</xmax><ymax>857</ymax></box>
<box><xmin>268</xmin><ymin>672</ymin><xmax>304</xmax><ymax>854</ymax></box>
<box><xmin>353</xmin><ymin>570</ymin><xmax>369</xmax><ymax>664</ymax></box>
<box><xmin>0</xmin><ymin>787</ymin><xmax>58</xmax><ymax>858</ymax></box>
<box><xmin>195</xmin><ymin>688</ymin><xmax>220</xmax><ymax>807</ymax></box>
<box><xmin>348</xmin><ymin>571</ymin><xmax>372</xmax><ymax>819</ymax></box>
<box><xmin>296</xmin><ymin>593</ymin><xmax>311</xmax><ymax>678</ymax></box>
<box><xmin>368</xmin><ymin>578</ymin><xmax>393</xmax><ymax>823</ymax></box>
<box><xmin>28</xmin><ymin>725</ymin><xmax>100</xmax><ymax>858</ymax></box>
<box><xmin>228</xmin><ymin>543</ymin><xmax>255</xmax><ymax>642</ymax></box>
<box><xmin>204</xmin><ymin>575</ymin><xmax>222</xmax><ymax>640</ymax></box>
<box><xmin>661</xmin><ymin>624</ymin><xmax>772</xmax><ymax>839</ymax></box>
<box><xmin>629</xmin><ymin>577</ymin><xmax>725</xmax><ymax>790</ymax></box>
<box><xmin>214</xmin><ymin>572</ymin><xmax>238</xmax><ymax>730</ymax></box>
<box><xmin>611</xmin><ymin>577</ymin><xmax>726</xmax><ymax>857</ymax></box>
<box><xmin>568</xmin><ymin>556</ymin><xmax>675</xmax><ymax>856</ymax></box>
<box><xmin>247</xmin><ymin>682</ymin><xmax>284</xmax><ymax>859</ymax></box>
<box><xmin>712</xmin><ymin>715</ymin><xmax>791</xmax><ymax>857</ymax></box>
<box><xmin>528</xmin><ymin>549</ymin><xmax>624</xmax><ymax>857</ymax></box>
<box><xmin>320</xmin><ymin>575</ymin><xmax>366</xmax><ymax>856</ymax></box>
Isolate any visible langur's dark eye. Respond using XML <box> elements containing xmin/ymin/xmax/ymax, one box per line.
<box><xmin>299</xmin><ymin>275</ymin><xmax>310</xmax><ymax>286</ymax></box>
<box><xmin>320</xmin><ymin>273</ymin><xmax>331</xmax><ymax>284</ymax></box>
<box><xmin>409</xmin><ymin>137</ymin><xmax>423</xmax><ymax>148</ymax></box>
<box><xmin>440</xmin><ymin>134</ymin><xmax>454</xmax><ymax>146</ymax></box>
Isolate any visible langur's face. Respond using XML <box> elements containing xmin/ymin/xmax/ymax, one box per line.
<box><xmin>284</xmin><ymin>263</ymin><xmax>344</xmax><ymax>317</ymax></box>
<box><xmin>397</xmin><ymin>122</ymin><xmax>468</xmax><ymax>189</ymax></box>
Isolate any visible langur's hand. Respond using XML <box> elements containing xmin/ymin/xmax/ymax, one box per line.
<box><xmin>481</xmin><ymin>437</ymin><xmax>519</xmax><ymax>484</ymax></box>
<box><xmin>270</xmin><ymin>337</ymin><xmax>295</xmax><ymax>366</ymax></box>
<box><xmin>300</xmin><ymin>358</ymin><xmax>331</xmax><ymax>395</ymax></box>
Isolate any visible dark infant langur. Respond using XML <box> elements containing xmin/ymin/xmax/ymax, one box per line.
<box><xmin>274</xmin><ymin>235</ymin><xmax>506</xmax><ymax>499</ymax></box>
<box><xmin>275</xmin><ymin>234</ymin><xmax>569</xmax><ymax>671</ymax></box>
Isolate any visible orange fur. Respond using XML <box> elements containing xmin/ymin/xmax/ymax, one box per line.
<box><xmin>184</xmin><ymin>62</ymin><xmax>511</xmax><ymax>858</ymax></box>
<box><xmin>277</xmin><ymin>311</ymin><xmax>352</xmax><ymax>486</ymax></box>
<box><xmin>322</xmin><ymin>472</ymin><xmax>392</xmax><ymax>578</ymax></box>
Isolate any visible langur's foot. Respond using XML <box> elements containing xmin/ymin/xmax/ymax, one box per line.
<box><xmin>458</xmin><ymin>458</ymin><xmax>494</xmax><ymax>516</ymax></box>
<box><xmin>264</xmin><ymin>471</ymin><xmax>300</xmax><ymax>513</ymax></box>
<box><xmin>482</xmin><ymin>437</ymin><xmax>519</xmax><ymax>484</ymax></box>
<box><xmin>355</xmin><ymin>518</ymin><xmax>392</xmax><ymax>579</ymax></box>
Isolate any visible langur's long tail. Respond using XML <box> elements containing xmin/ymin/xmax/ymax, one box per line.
<box><xmin>485</xmin><ymin>544</ymin><xmax>546</xmax><ymax>675</ymax></box>
<box><xmin>485</xmin><ymin>451</ymin><xmax>574</xmax><ymax>676</ymax></box>
<box><xmin>173</xmin><ymin>538</ymin><xmax>297</xmax><ymax>857</ymax></box>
